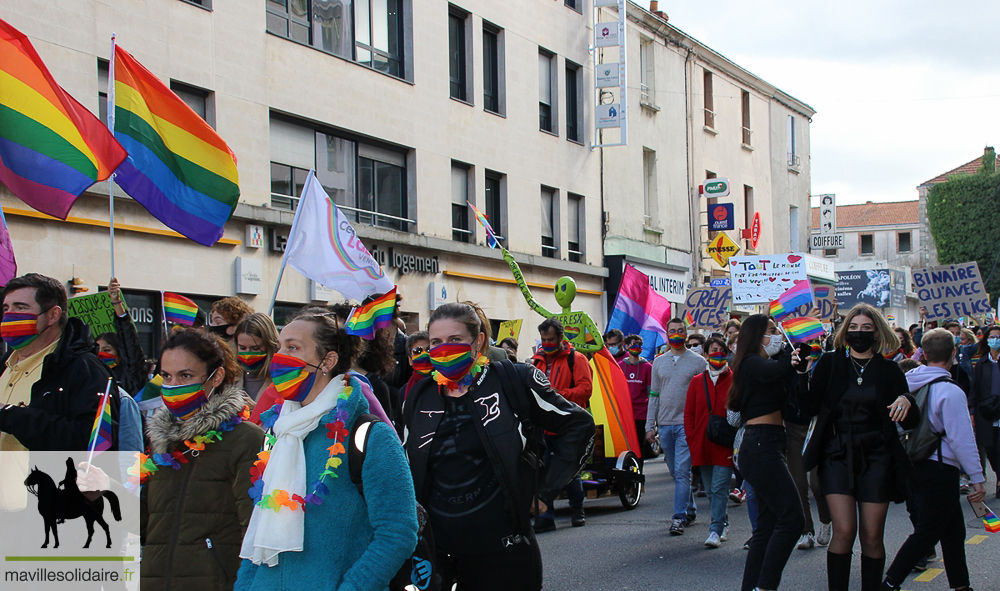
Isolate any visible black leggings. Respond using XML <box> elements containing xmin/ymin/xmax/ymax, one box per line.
<box><xmin>438</xmin><ymin>538</ymin><xmax>543</xmax><ymax>591</ymax></box>
<box><xmin>738</xmin><ymin>424</ymin><xmax>805</xmax><ymax>591</ymax></box>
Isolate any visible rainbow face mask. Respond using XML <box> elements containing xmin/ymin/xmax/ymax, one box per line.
<box><xmin>429</xmin><ymin>342</ymin><xmax>476</xmax><ymax>384</ymax></box>
<box><xmin>98</xmin><ymin>351</ymin><xmax>118</xmax><ymax>369</ymax></box>
<box><xmin>707</xmin><ymin>351</ymin><xmax>728</xmax><ymax>370</ymax></box>
<box><xmin>667</xmin><ymin>334</ymin><xmax>686</xmax><ymax>349</ymax></box>
<box><xmin>1</xmin><ymin>312</ymin><xmax>42</xmax><ymax>351</ymax></box>
<box><xmin>411</xmin><ymin>351</ymin><xmax>433</xmax><ymax>375</ymax></box>
<box><xmin>627</xmin><ymin>345</ymin><xmax>643</xmax><ymax>357</ymax></box>
<box><xmin>161</xmin><ymin>370</ymin><xmax>216</xmax><ymax>420</ymax></box>
<box><xmin>238</xmin><ymin>351</ymin><xmax>268</xmax><ymax>372</ymax></box>
<box><xmin>269</xmin><ymin>353</ymin><xmax>319</xmax><ymax>403</ymax></box>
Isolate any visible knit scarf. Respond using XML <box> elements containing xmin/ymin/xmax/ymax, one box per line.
<box><xmin>239</xmin><ymin>376</ymin><xmax>346</xmax><ymax>566</ymax></box>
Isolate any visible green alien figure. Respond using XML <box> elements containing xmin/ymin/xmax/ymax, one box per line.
<box><xmin>502</xmin><ymin>248</ymin><xmax>604</xmax><ymax>354</ymax></box>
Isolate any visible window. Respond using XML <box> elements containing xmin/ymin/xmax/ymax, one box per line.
<box><xmin>98</xmin><ymin>60</ymin><xmax>109</xmax><ymax>125</ymax></box>
<box><xmin>449</xmin><ymin>8</ymin><xmax>470</xmax><ymax>101</ymax></box>
<box><xmin>483</xmin><ymin>23</ymin><xmax>503</xmax><ymax>114</ymax></box>
<box><xmin>539</xmin><ymin>50</ymin><xmax>556</xmax><ymax>133</ymax></box>
<box><xmin>270</xmin><ymin>163</ymin><xmax>310</xmax><ymax>210</ymax></box>
<box><xmin>640</xmin><ymin>38</ymin><xmax>653</xmax><ymax>104</ymax></box>
<box><xmin>741</xmin><ymin>90</ymin><xmax>752</xmax><ymax>146</ymax></box>
<box><xmin>824</xmin><ymin>248</ymin><xmax>837</xmax><ymax>257</ymax></box>
<box><xmin>744</xmin><ymin>184</ymin><xmax>754</xmax><ymax>247</ymax></box>
<box><xmin>787</xmin><ymin>115</ymin><xmax>798</xmax><ymax>167</ymax></box>
<box><xmin>564</xmin><ymin>0</ymin><xmax>579</xmax><ymax>11</ymax></box>
<box><xmin>860</xmin><ymin>234</ymin><xmax>874</xmax><ymax>255</ymax></box>
<box><xmin>484</xmin><ymin>171</ymin><xmax>505</xmax><ymax>246</ymax></box>
<box><xmin>703</xmin><ymin>69</ymin><xmax>714</xmax><ymax>128</ymax></box>
<box><xmin>170</xmin><ymin>81</ymin><xmax>214</xmax><ymax>128</ymax></box>
<box><xmin>266</xmin><ymin>0</ymin><xmax>405</xmax><ymax>79</ymax></box>
<box><xmin>898</xmin><ymin>232</ymin><xmax>912</xmax><ymax>253</ymax></box>
<box><xmin>565</xmin><ymin>62</ymin><xmax>581</xmax><ymax>142</ymax></box>
<box><xmin>567</xmin><ymin>193</ymin><xmax>583</xmax><ymax>263</ymax></box>
<box><xmin>642</xmin><ymin>149</ymin><xmax>656</xmax><ymax>225</ymax></box>
<box><xmin>451</xmin><ymin>163</ymin><xmax>471</xmax><ymax>242</ymax></box>
<box><xmin>541</xmin><ymin>186</ymin><xmax>557</xmax><ymax>257</ymax></box>
<box><xmin>358</xmin><ymin>149</ymin><xmax>407</xmax><ymax>231</ymax></box>
<box><xmin>180</xmin><ymin>0</ymin><xmax>211</xmax><ymax>8</ymax></box>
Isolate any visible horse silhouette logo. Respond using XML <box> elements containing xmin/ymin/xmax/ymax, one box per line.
<box><xmin>23</xmin><ymin>457</ymin><xmax>121</xmax><ymax>548</ymax></box>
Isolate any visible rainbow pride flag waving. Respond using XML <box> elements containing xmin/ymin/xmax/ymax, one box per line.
<box><xmin>0</xmin><ymin>19</ymin><xmax>126</xmax><ymax>219</ymax></box>
<box><xmin>781</xmin><ymin>316</ymin><xmax>825</xmax><ymax>344</ymax></box>
<box><xmin>769</xmin><ymin>279</ymin><xmax>814</xmax><ymax>321</ymax></box>
<box><xmin>112</xmin><ymin>43</ymin><xmax>240</xmax><ymax>247</ymax></box>
<box><xmin>88</xmin><ymin>379</ymin><xmax>114</xmax><ymax>457</ymax></box>
<box><xmin>162</xmin><ymin>291</ymin><xmax>198</xmax><ymax>326</ymax></box>
<box><xmin>467</xmin><ymin>201</ymin><xmax>499</xmax><ymax>248</ymax></box>
<box><xmin>345</xmin><ymin>287</ymin><xmax>397</xmax><ymax>340</ymax></box>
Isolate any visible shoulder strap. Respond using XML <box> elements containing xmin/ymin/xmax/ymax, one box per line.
<box><xmin>348</xmin><ymin>412</ymin><xmax>381</xmax><ymax>498</ymax></box>
<box><xmin>566</xmin><ymin>349</ymin><xmax>576</xmax><ymax>389</ymax></box>
<box><xmin>703</xmin><ymin>372</ymin><xmax>713</xmax><ymax>415</ymax></box>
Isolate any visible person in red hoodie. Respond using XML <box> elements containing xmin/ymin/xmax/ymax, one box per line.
<box><xmin>684</xmin><ymin>336</ymin><xmax>735</xmax><ymax>549</ymax></box>
<box><xmin>531</xmin><ymin>317</ymin><xmax>593</xmax><ymax>532</ymax></box>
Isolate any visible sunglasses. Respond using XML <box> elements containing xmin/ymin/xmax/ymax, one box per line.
<box><xmin>410</xmin><ymin>346</ymin><xmax>427</xmax><ymax>356</ymax></box>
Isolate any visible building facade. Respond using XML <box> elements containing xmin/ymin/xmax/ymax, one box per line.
<box><xmin>3</xmin><ymin>0</ymin><xmax>608</xmax><ymax>354</ymax></box>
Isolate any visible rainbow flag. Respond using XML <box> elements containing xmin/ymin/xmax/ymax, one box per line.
<box><xmin>0</xmin><ymin>19</ymin><xmax>126</xmax><ymax>219</ymax></box>
<box><xmin>88</xmin><ymin>384</ymin><xmax>114</xmax><ymax>455</ymax></box>
<box><xmin>589</xmin><ymin>347</ymin><xmax>639</xmax><ymax>456</ymax></box>
<box><xmin>769</xmin><ymin>279</ymin><xmax>814</xmax><ymax>321</ymax></box>
<box><xmin>467</xmin><ymin>201</ymin><xmax>499</xmax><ymax>248</ymax></box>
<box><xmin>782</xmin><ymin>316</ymin><xmax>824</xmax><ymax>344</ymax></box>
<box><xmin>135</xmin><ymin>373</ymin><xmax>164</xmax><ymax>412</ymax></box>
<box><xmin>112</xmin><ymin>44</ymin><xmax>239</xmax><ymax>247</ymax></box>
<box><xmin>163</xmin><ymin>291</ymin><xmax>198</xmax><ymax>326</ymax></box>
<box><xmin>985</xmin><ymin>510</ymin><xmax>1000</xmax><ymax>533</ymax></box>
<box><xmin>345</xmin><ymin>287</ymin><xmax>397</xmax><ymax>340</ymax></box>
<box><xmin>684</xmin><ymin>310</ymin><xmax>695</xmax><ymax>328</ymax></box>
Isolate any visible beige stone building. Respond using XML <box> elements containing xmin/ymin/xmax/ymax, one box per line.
<box><xmin>3</xmin><ymin>0</ymin><xmax>606</xmax><ymax>355</ymax></box>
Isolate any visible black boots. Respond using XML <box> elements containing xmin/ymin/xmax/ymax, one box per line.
<box><xmin>860</xmin><ymin>555</ymin><xmax>886</xmax><ymax>591</ymax></box>
<box><xmin>571</xmin><ymin>505</ymin><xmax>586</xmax><ymax>527</ymax></box>
<box><xmin>827</xmin><ymin>551</ymin><xmax>852</xmax><ymax>591</ymax></box>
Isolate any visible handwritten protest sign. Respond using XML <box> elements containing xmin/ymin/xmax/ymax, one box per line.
<box><xmin>67</xmin><ymin>292</ymin><xmax>116</xmax><ymax>339</ymax></box>
<box><xmin>730</xmin><ymin>254</ymin><xmax>808</xmax><ymax>304</ymax></box>
<box><xmin>497</xmin><ymin>319</ymin><xmax>522</xmax><ymax>342</ymax></box>
<box><xmin>683</xmin><ymin>287</ymin><xmax>731</xmax><ymax>330</ymax></box>
<box><xmin>913</xmin><ymin>262</ymin><xmax>990</xmax><ymax>320</ymax></box>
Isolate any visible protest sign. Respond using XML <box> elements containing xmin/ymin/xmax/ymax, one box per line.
<box><xmin>913</xmin><ymin>262</ymin><xmax>990</xmax><ymax>320</ymax></box>
<box><xmin>67</xmin><ymin>292</ymin><xmax>116</xmax><ymax>339</ymax></box>
<box><xmin>497</xmin><ymin>319</ymin><xmax>522</xmax><ymax>342</ymax></box>
<box><xmin>683</xmin><ymin>286</ymin><xmax>731</xmax><ymax>330</ymax></box>
<box><xmin>730</xmin><ymin>254</ymin><xmax>809</xmax><ymax>304</ymax></box>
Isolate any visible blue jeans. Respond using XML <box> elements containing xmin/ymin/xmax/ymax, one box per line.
<box><xmin>658</xmin><ymin>424</ymin><xmax>695</xmax><ymax>521</ymax></box>
<box><xmin>744</xmin><ymin>480</ymin><xmax>758</xmax><ymax>531</ymax></box>
<box><xmin>700</xmin><ymin>465</ymin><xmax>731</xmax><ymax>536</ymax></box>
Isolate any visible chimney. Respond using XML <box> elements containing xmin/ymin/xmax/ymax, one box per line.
<box><xmin>648</xmin><ymin>1</ymin><xmax>668</xmax><ymax>21</ymax></box>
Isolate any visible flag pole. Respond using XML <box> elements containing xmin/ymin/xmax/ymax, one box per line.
<box><xmin>269</xmin><ymin>171</ymin><xmax>314</xmax><ymax>317</ymax></box>
<box><xmin>85</xmin><ymin>377</ymin><xmax>113</xmax><ymax>475</ymax></box>
<box><xmin>107</xmin><ymin>34</ymin><xmax>117</xmax><ymax>278</ymax></box>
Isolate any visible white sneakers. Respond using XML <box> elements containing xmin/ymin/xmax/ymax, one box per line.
<box><xmin>720</xmin><ymin>526</ymin><xmax>729</xmax><ymax>542</ymax></box>
<box><xmin>705</xmin><ymin>532</ymin><xmax>721</xmax><ymax>548</ymax></box>
<box><xmin>816</xmin><ymin>522</ymin><xmax>832</xmax><ymax>547</ymax></box>
<box><xmin>796</xmin><ymin>533</ymin><xmax>816</xmax><ymax>550</ymax></box>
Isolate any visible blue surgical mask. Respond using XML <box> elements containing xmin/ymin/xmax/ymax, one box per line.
<box><xmin>989</xmin><ymin>337</ymin><xmax>1000</xmax><ymax>350</ymax></box>
<box><xmin>608</xmin><ymin>345</ymin><xmax>621</xmax><ymax>356</ymax></box>
<box><xmin>954</xmin><ymin>335</ymin><xmax>961</xmax><ymax>345</ymax></box>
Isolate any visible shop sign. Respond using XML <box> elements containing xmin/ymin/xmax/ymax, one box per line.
<box><xmin>369</xmin><ymin>245</ymin><xmax>441</xmax><ymax>275</ymax></box>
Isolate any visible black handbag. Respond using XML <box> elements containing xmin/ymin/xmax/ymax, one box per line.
<box><xmin>980</xmin><ymin>394</ymin><xmax>1000</xmax><ymax>422</ymax></box>
<box><xmin>704</xmin><ymin>373</ymin><xmax>737</xmax><ymax>448</ymax></box>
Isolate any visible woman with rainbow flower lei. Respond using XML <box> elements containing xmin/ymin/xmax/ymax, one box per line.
<box><xmin>139</xmin><ymin>328</ymin><xmax>264</xmax><ymax>590</ymax></box>
<box><xmin>236</xmin><ymin>311</ymin><xmax>418</xmax><ymax>591</ymax></box>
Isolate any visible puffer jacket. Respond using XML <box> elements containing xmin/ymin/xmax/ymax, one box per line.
<box><xmin>141</xmin><ymin>386</ymin><xmax>263</xmax><ymax>591</ymax></box>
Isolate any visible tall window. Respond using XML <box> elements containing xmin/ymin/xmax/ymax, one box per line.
<box><xmin>538</xmin><ymin>50</ymin><xmax>555</xmax><ymax>133</ymax></box>
<box><xmin>449</xmin><ymin>8</ymin><xmax>469</xmax><ymax>101</ymax></box>
<box><xmin>358</xmin><ymin>150</ymin><xmax>407</xmax><ymax>231</ymax></box>
<box><xmin>170</xmin><ymin>81</ymin><xmax>214</xmax><ymax>128</ymax></box>
<box><xmin>640</xmin><ymin>38</ymin><xmax>653</xmax><ymax>104</ymax></box>
<box><xmin>567</xmin><ymin>193</ymin><xmax>583</xmax><ymax>263</ymax></box>
<box><xmin>741</xmin><ymin>90</ymin><xmax>752</xmax><ymax>146</ymax></box>
<box><xmin>898</xmin><ymin>231</ymin><xmax>912</xmax><ymax>253</ymax></box>
<box><xmin>451</xmin><ymin>163</ymin><xmax>471</xmax><ymax>242</ymax></box>
<box><xmin>483</xmin><ymin>23</ymin><xmax>502</xmax><ymax>114</ymax></box>
<box><xmin>787</xmin><ymin>115</ymin><xmax>797</xmax><ymax>166</ymax></box>
<box><xmin>266</xmin><ymin>0</ymin><xmax>405</xmax><ymax>79</ymax></box>
<box><xmin>565</xmin><ymin>62</ymin><xmax>581</xmax><ymax>142</ymax></box>
<box><xmin>642</xmin><ymin>148</ymin><xmax>656</xmax><ymax>225</ymax></box>
<box><xmin>541</xmin><ymin>187</ymin><xmax>557</xmax><ymax>258</ymax></box>
<box><xmin>703</xmin><ymin>69</ymin><xmax>714</xmax><ymax>128</ymax></box>
<box><xmin>98</xmin><ymin>60</ymin><xmax>109</xmax><ymax>124</ymax></box>
<box><xmin>860</xmin><ymin>234</ymin><xmax>874</xmax><ymax>255</ymax></box>
<box><xmin>484</xmin><ymin>171</ymin><xmax>505</xmax><ymax>247</ymax></box>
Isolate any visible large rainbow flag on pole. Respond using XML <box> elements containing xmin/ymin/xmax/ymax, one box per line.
<box><xmin>111</xmin><ymin>43</ymin><xmax>240</xmax><ymax>246</ymax></box>
<box><xmin>0</xmin><ymin>19</ymin><xmax>126</xmax><ymax>219</ymax></box>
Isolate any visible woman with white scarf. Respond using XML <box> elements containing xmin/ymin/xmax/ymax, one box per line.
<box><xmin>684</xmin><ymin>335</ymin><xmax>735</xmax><ymax>549</ymax></box>
<box><xmin>236</xmin><ymin>311</ymin><xmax>418</xmax><ymax>591</ymax></box>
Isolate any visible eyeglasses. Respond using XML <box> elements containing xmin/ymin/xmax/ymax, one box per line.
<box><xmin>667</xmin><ymin>329</ymin><xmax>685</xmax><ymax>336</ymax></box>
<box><xmin>410</xmin><ymin>346</ymin><xmax>427</xmax><ymax>356</ymax></box>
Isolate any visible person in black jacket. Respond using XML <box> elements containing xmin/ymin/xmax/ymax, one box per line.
<box><xmin>970</xmin><ymin>324</ymin><xmax>1000</xmax><ymax>498</ymax></box>
<box><xmin>95</xmin><ymin>277</ymin><xmax>149</xmax><ymax>397</ymax></box>
<box><xmin>796</xmin><ymin>303</ymin><xmax>919</xmax><ymax>591</ymax></box>
<box><xmin>403</xmin><ymin>302</ymin><xmax>595</xmax><ymax>591</ymax></box>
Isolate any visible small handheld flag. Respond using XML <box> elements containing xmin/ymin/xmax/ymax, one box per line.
<box><xmin>163</xmin><ymin>292</ymin><xmax>198</xmax><ymax>326</ymax></box>
<box><xmin>781</xmin><ymin>316</ymin><xmax>825</xmax><ymax>344</ymax></box>
<box><xmin>769</xmin><ymin>279</ymin><xmax>814</xmax><ymax>321</ymax></box>
<box><xmin>985</xmin><ymin>510</ymin><xmax>1000</xmax><ymax>533</ymax></box>
<box><xmin>345</xmin><ymin>287</ymin><xmax>397</xmax><ymax>340</ymax></box>
<box><xmin>683</xmin><ymin>310</ymin><xmax>695</xmax><ymax>328</ymax></box>
<box><xmin>87</xmin><ymin>378</ymin><xmax>114</xmax><ymax>466</ymax></box>
<box><xmin>467</xmin><ymin>201</ymin><xmax>499</xmax><ymax>249</ymax></box>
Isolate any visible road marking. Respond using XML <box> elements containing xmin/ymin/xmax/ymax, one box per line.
<box><xmin>913</xmin><ymin>568</ymin><xmax>943</xmax><ymax>582</ymax></box>
<box><xmin>966</xmin><ymin>535</ymin><xmax>988</xmax><ymax>545</ymax></box>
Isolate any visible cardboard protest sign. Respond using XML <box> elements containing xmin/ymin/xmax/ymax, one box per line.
<box><xmin>683</xmin><ymin>286</ymin><xmax>731</xmax><ymax>330</ymax></box>
<box><xmin>67</xmin><ymin>292</ymin><xmax>116</xmax><ymax>339</ymax></box>
<box><xmin>496</xmin><ymin>319</ymin><xmax>522</xmax><ymax>342</ymax></box>
<box><xmin>913</xmin><ymin>262</ymin><xmax>990</xmax><ymax>320</ymax></box>
<box><xmin>730</xmin><ymin>254</ymin><xmax>809</xmax><ymax>304</ymax></box>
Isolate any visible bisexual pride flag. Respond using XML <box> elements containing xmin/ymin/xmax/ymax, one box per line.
<box><xmin>607</xmin><ymin>264</ymin><xmax>671</xmax><ymax>360</ymax></box>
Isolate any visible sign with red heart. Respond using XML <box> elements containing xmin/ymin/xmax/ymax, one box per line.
<box><xmin>728</xmin><ymin>253</ymin><xmax>809</xmax><ymax>304</ymax></box>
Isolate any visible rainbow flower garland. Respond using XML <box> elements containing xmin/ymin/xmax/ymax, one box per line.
<box><xmin>128</xmin><ymin>406</ymin><xmax>250</xmax><ymax>486</ymax></box>
<box><xmin>433</xmin><ymin>355</ymin><xmax>489</xmax><ymax>390</ymax></box>
<box><xmin>248</xmin><ymin>375</ymin><xmax>354</xmax><ymax>512</ymax></box>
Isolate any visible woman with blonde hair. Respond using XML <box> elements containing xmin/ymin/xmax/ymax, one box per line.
<box><xmin>795</xmin><ymin>303</ymin><xmax>920</xmax><ymax>591</ymax></box>
<box><xmin>234</xmin><ymin>312</ymin><xmax>280</xmax><ymax>402</ymax></box>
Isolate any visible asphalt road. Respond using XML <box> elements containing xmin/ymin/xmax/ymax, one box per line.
<box><xmin>538</xmin><ymin>459</ymin><xmax>1000</xmax><ymax>591</ymax></box>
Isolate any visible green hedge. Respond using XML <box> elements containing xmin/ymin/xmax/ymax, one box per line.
<box><xmin>927</xmin><ymin>149</ymin><xmax>1000</xmax><ymax>306</ymax></box>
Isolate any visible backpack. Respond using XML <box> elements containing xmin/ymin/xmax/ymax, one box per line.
<box><xmin>348</xmin><ymin>414</ymin><xmax>441</xmax><ymax>591</ymax></box>
<box><xmin>900</xmin><ymin>375</ymin><xmax>954</xmax><ymax>463</ymax></box>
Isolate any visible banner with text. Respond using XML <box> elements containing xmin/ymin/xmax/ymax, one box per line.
<box><xmin>683</xmin><ymin>286</ymin><xmax>732</xmax><ymax>330</ymax></box>
<box><xmin>730</xmin><ymin>254</ymin><xmax>809</xmax><ymax>304</ymax></box>
<box><xmin>67</xmin><ymin>292</ymin><xmax>116</xmax><ymax>339</ymax></box>
<box><xmin>913</xmin><ymin>262</ymin><xmax>990</xmax><ymax>320</ymax></box>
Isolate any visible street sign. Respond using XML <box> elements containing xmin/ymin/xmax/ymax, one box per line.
<box><xmin>596</xmin><ymin>104</ymin><xmax>621</xmax><ymax>128</ymax></box>
<box><xmin>811</xmin><ymin>233</ymin><xmax>845</xmax><ymax>249</ymax></box>
<box><xmin>818</xmin><ymin>194</ymin><xmax>836</xmax><ymax>235</ymax></box>
<box><xmin>596</xmin><ymin>63</ymin><xmax>619</xmax><ymax>88</ymax></box>
<box><xmin>708</xmin><ymin>203</ymin><xmax>734</xmax><ymax>231</ymax></box>
<box><xmin>710</xmin><ymin>278</ymin><xmax>731</xmax><ymax>287</ymax></box>
<box><xmin>707</xmin><ymin>232</ymin><xmax>740</xmax><ymax>267</ymax></box>
<box><xmin>702</xmin><ymin>178</ymin><xmax>730</xmax><ymax>198</ymax></box>
<box><xmin>750</xmin><ymin>211</ymin><xmax>761</xmax><ymax>250</ymax></box>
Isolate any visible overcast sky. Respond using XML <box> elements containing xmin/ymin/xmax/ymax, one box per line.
<box><xmin>636</xmin><ymin>1</ymin><xmax>1000</xmax><ymax>206</ymax></box>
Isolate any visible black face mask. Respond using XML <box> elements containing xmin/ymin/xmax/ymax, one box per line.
<box><xmin>207</xmin><ymin>324</ymin><xmax>232</xmax><ymax>338</ymax></box>
<box><xmin>845</xmin><ymin>330</ymin><xmax>876</xmax><ymax>353</ymax></box>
